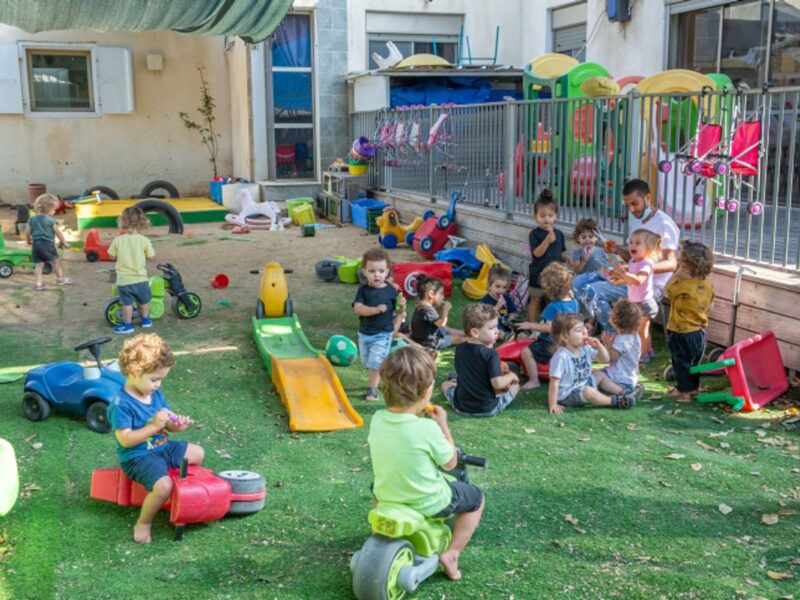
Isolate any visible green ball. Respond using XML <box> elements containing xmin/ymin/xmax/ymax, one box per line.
<box><xmin>325</xmin><ymin>335</ymin><xmax>358</xmax><ymax>366</ymax></box>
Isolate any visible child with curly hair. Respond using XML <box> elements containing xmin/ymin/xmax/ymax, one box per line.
<box><xmin>598</xmin><ymin>299</ymin><xmax>643</xmax><ymax>394</ymax></box>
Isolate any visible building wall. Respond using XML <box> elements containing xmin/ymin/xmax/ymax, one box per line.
<box><xmin>227</xmin><ymin>38</ymin><xmax>252</xmax><ymax>184</ymax></box>
<box><xmin>0</xmin><ymin>26</ymin><xmax>232</xmax><ymax>202</ymax></box>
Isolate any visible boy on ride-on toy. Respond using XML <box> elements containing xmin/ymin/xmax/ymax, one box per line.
<box><xmin>369</xmin><ymin>346</ymin><xmax>484</xmax><ymax>581</ymax></box>
<box><xmin>108</xmin><ymin>333</ymin><xmax>204</xmax><ymax>543</ymax></box>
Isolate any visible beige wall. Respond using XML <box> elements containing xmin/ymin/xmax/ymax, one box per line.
<box><xmin>226</xmin><ymin>37</ymin><xmax>252</xmax><ymax>182</ymax></box>
<box><xmin>0</xmin><ymin>26</ymin><xmax>233</xmax><ymax>202</ymax></box>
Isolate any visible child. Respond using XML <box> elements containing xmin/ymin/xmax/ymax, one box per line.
<box><xmin>107</xmin><ymin>207</ymin><xmax>155</xmax><ymax>334</ymax></box>
<box><xmin>108</xmin><ymin>333</ymin><xmax>204</xmax><ymax>543</ymax></box>
<box><xmin>569</xmin><ymin>218</ymin><xmax>608</xmax><ymax>297</ymax></box>
<box><xmin>607</xmin><ymin>229</ymin><xmax>662</xmax><ymax>364</ymax></box>
<box><xmin>370</xmin><ymin>346</ymin><xmax>484</xmax><ymax>580</ymax></box>
<box><xmin>410</xmin><ymin>275</ymin><xmax>465</xmax><ymax>356</ymax></box>
<box><xmin>25</xmin><ymin>193</ymin><xmax>72</xmax><ymax>291</ymax></box>
<box><xmin>663</xmin><ymin>241</ymin><xmax>715</xmax><ymax>401</ymax></box>
<box><xmin>480</xmin><ymin>265</ymin><xmax>520</xmax><ymax>339</ymax></box>
<box><xmin>547</xmin><ymin>313</ymin><xmax>642</xmax><ymax>415</ymax></box>
<box><xmin>441</xmin><ymin>304</ymin><xmax>521</xmax><ymax>416</ymax></box>
<box><xmin>599</xmin><ymin>299</ymin><xmax>643</xmax><ymax>394</ymax></box>
<box><xmin>527</xmin><ymin>188</ymin><xmax>568</xmax><ymax>321</ymax></box>
<box><xmin>353</xmin><ymin>248</ymin><xmax>405</xmax><ymax>401</ymax></box>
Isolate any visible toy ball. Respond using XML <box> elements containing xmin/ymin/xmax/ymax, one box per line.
<box><xmin>389</xmin><ymin>338</ymin><xmax>409</xmax><ymax>353</ymax></box>
<box><xmin>326</xmin><ymin>335</ymin><xmax>358</xmax><ymax>366</ymax></box>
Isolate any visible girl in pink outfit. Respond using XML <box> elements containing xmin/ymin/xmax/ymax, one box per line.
<box><xmin>606</xmin><ymin>229</ymin><xmax>662</xmax><ymax>363</ymax></box>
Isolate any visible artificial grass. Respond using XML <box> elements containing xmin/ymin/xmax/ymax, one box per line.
<box><xmin>0</xmin><ymin>279</ymin><xmax>798</xmax><ymax>600</ymax></box>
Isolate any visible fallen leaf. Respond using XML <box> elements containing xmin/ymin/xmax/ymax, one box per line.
<box><xmin>564</xmin><ymin>514</ymin><xmax>579</xmax><ymax>525</ymax></box>
<box><xmin>691</xmin><ymin>463</ymin><xmax>702</xmax><ymax>471</ymax></box>
<box><xmin>720</xmin><ymin>442</ymin><xmax>731</xmax><ymax>449</ymax></box>
<box><xmin>523</xmin><ymin>428</ymin><xmax>536</xmax><ymax>434</ymax></box>
<box><xmin>755</xmin><ymin>429</ymin><xmax>768</xmax><ymax>437</ymax></box>
<box><xmin>719</xmin><ymin>503</ymin><xmax>733</xmax><ymax>515</ymax></box>
<box><xmin>778</xmin><ymin>509</ymin><xmax>798</xmax><ymax>516</ymax></box>
<box><xmin>31</xmin><ymin>442</ymin><xmax>43</xmax><ymax>450</ymax></box>
<box><xmin>664</xmin><ymin>453</ymin><xmax>685</xmax><ymax>460</ymax></box>
<box><xmin>762</xmin><ymin>513</ymin><xmax>780</xmax><ymax>525</ymax></box>
<box><xmin>503</xmin><ymin>569</ymin><xmax>517</xmax><ymax>576</ymax></box>
<box><xmin>578</xmin><ymin>437</ymin><xmax>590</xmax><ymax>442</ymax></box>
<box><xmin>626</xmin><ymin>423</ymin><xmax>638</xmax><ymax>431</ymax></box>
<box><xmin>767</xmin><ymin>571</ymin><xmax>792</xmax><ymax>580</ymax></box>
<box><xmin>750</xmin><ymin>471</ymin><xmax>761</xmax><ymax>477</ymax></box>
<box><xmin>710</xmin><ymin>416</ymin><xmax>726</xmax><ymax>424</ymax></box>
<box><xmin>744</xmin><ymin>578</ymin><xmax>760</xmax><ymax>586</ymax></box>
<box><xmin>696</xmin><ymin>440</ymin><xmax>715</xmax><ymax>451</ymax></box>
<box><xmin>709</xmin><ymin>429</ymin><xmax>734</xmax><ymax>437</ymax></box>
<box><xmin>659</xmin><ymin>480</ymin><xmax>673</xmax><ymax>487</ymax></box>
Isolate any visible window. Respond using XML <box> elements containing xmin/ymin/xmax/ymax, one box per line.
<box><xmin>551</xmin><ymin>3</ymin><xmax>587</xmax><ymax>61</ymax></box>
<box><xmin>26</xmin><ymin>49</ymin><xmax>93</xmax><ymax>112</ymax></box>
<box><xmin>367</xmin><ymin>35</ymin><xmax>458</xmax><ymax>70</ymax></box>
<box><xmin>267</xmin><ymin>13</ymin><xmax>315</xmax><ymax>180</ymax></box>
<box><xmin>770</xmin><ymin>0</ymin><xmax>800</xmax><ymax>86</ymax></box>
<box><xmin>365</xmin><ymin>12</ymin><xmax>462</xmax><ymax>69</ymax></box>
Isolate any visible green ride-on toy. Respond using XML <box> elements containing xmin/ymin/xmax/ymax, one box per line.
<box><xmin>0</xmin><ymin>228</ymin><xmax>53</xmax><ymax>278</ymax></box>
<box><xmin>104</xmin><ymin>263</ymin><xmax>201</xmax><ymax>326</ymax></box>
<box><xmin>350</xmin><ymin>447</ymin><xmax>487</xmax><ymax>600</ymax></box>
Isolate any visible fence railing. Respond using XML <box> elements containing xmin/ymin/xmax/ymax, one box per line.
<box><xmin>351</xmin><ymin>86</ymin><xmax>800</xmax><ymax>271</ymax></box>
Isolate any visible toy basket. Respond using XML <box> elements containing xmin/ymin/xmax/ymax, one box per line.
<box><xmin>350</xmin><ymin>199</ymin><xmax>386</xmax><ymax>229</ymax></box>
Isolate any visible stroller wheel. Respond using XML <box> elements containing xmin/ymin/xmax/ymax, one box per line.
<box><xmin>658</xmin><ymin>160</ymin><xmax>672</xmax><ymax>174</ymax></box>
<box><xmin>663</xmin><ymin>364</ymin><xmax>676</xmax><ymax>382</ymax></box>
<box><xmin>716</xmin><ymin>198</ymin><xmax>728</xmax><ymax>210</ymax></box>
<box><xmin>747</xmin><ymin>202</ymin><xmax>764</xmax><ymax>216</ymax></box>
<box><xmin>690</xmin><ymin>161</ymin><xmax>703</xmax><ymax>174</ymax></box>
<box><xmin>715</xmin><ymin>162</ymin><xmax>729</xmax><ymax>175</ymax></box>
<box><xmin>726</xmin><ymin>200</ymin><xmax>739</xmax><ymax>212</ymax></box>
<box><xmin>682</xmin><ymin>164</ymin><xmax>695</xmax><ymax>176</ymax></box>
<box><xmin>693</xmin><ymin>194</ymin><xmax>705</xmax><ymax>207</ymax></box>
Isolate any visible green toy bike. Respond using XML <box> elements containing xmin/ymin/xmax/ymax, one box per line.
<box><xmin>350</xmin><ymin>447</ymin><xmax>487</xmax><ymax>600</ymax></box>
<box><xmin>0</xmin><ymin>229</ymin><xmax>53</xmax><ymax>278</ymax></box>
<box><xmin>104</xmin><ymin>263</ymin><xmax>201</xmax><ymax>326</ymax></box>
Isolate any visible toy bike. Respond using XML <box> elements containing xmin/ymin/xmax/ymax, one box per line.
<box><xmin>104</xmin><ymin>263</ymin><xmax>201</xmax><ymax>326</ymax></box>
<box><xmin>350</xmin><ymin>446</ymin><xmax>487</xmax><ymax>600</ymax></box>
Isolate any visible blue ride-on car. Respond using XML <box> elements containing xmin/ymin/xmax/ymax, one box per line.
<box><xmin>433</xmin><ymin>247</ymin><xmax>482</xmax><ymax>279</ymax></box>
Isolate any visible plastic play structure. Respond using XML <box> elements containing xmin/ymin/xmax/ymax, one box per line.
<box><xmin>412</xmin><ymin>191</ymin><xmax>461</xmax><ymax>259</ymax></box>
<box><xmin>75</xmin><ymin>197</ymin><xmax>226</xmax><ymax>232</ymax></box>
<box><xmin>224</xmin><ymin>189</ymin><xmax>291</xmax><ymax>230</ymax></box>
<box><xmin>0</xmin><ymin>438</ymin><xmax>19</xmax><ymax>516</ymax></box>
<box><xmin>462</xmin><ymin>245</ymin><xmax>509</xmax><ymax>301</ymax></box>
<box><xmin>690</xmin><ymin>330</ymin><xmax>788</xmax><ymax>412</ymax></box>
<box><xmin>252</xmin><ymin>263</ymin><xmax>362</xmax><ymax>432</ymax></box>
<box><xmin>376</xmin><ymin>207</ymin><xmax>428</xmax><ymax>249</ymax></box>
<box><xmin>392</xmin><ymin>262</ymin><xmax>453</xmax><ymax>299</ymax></box>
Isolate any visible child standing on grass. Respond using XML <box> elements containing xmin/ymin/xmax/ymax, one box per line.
<box><xmin>480</xmin><ymin>265</ymin><xmax>520</xmax><ymax>340</ymax></box>
<box><xmin>598</xmin><ymin>299</ymin><xmax>643</xmax><ymax>394</ymax></box>
<box><xmin>107</xmin><ymin>207</ymin><xmax>155</xmax><ymax>334</ymax></box>
<box><xmin>108</xmin><ymin>333</ymin><xmax>203</xmax><ymax>544</ymax></box>
<box><xmin>370</xmin><ymin>345</ymin><xmax>484</xmax><ymax>580</ymax></box>
<box><xmin>410</xmin><ymin>275</ymin><xmax>465</xmax><ymax>357</ymax></box>
<box><xmin>664</xmin><ymin>241</ymin><xmax>715</xmax><ymax>401</ymax></box>
<box><xmin>569</xmin><ymin>218</ymin><xmax>607</xmax><ymax>297</ymax></box>
<box><xmin>353</xmin><ymin>248</ymin><xmax>405</xmax><ymax>402</ymax></box>
<box><xmin>25</xmin><ymin>194</ymin><xmax>72</xmax><ymax>291</ymax></box>
<box><xmin>547</xmin><ymin>313</ymin><xmax>642</xmax><ymax>415</ymax></box>
<box><xmin>441</xmin><ymin>304</ymin><xmax>522</xmax><ymax>416</ymax></box>
<box><xmin>527</xmin><ymin>189</ymin><xmax>568</xmax><ymax>321</ymax></box>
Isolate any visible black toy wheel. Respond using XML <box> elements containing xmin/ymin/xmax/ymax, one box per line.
<box><xmin>256</xmin><ymin>300</ymin><xmax>265</xmax><ymax>319</ymax></box>
<box><xmin>86</xmin><ymin>401</ymin><xmax>111</xmax><ymax>433</ymax></box>
<box><xmin>437</xmin><ymin>214</ymin><xmax>452</xmax><ymax>229</ymax></box>
<box><xmin>85</xmin><ymin>250</ymin><xmax>99</xmax><ymax>262</ymax></box>
<box><xmin>104</xmin><ymin>298</ymin><xmax>123</xmax><ymax>326</ymax></box>
<box><xmin>352</xmin><ymin>536</ymin><xmax>414</xmax><ymax>600</ymax></box>
<box><xmin>404</xmin><ymin>231</ymin><xmax>415</xmax><ymax>246</ymax></box>
<box><xmin>0</xmin><ymin>262</ymin><xmax>12</xmax><ymax>278</ymax></box>
<box><xmin>83</xmin><ymin>185</ymin><xmax>119</xmax><ymax>200</ymax></box>
<box><xmin>171</xmin><ymin>293</ymin><xmax>202</xmax><ymax>319</ymax></box>
<box><xmin>139</xmin><ymin>179</ymin><xmax>180</xmax><ymax>199</ymax></box>
<box><xmin>22</xmin><ymin>391</ymin><xmax>50</xmax><ymax>422</ymax></box>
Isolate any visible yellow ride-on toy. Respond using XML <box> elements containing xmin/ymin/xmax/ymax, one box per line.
<box><xmin>462</xmin><ymin>244</ymin><xmax>509</xmax><ymax>300</ymax></box>
<box><xmin>256</xmin><ymin>262</ymin><xmax>293</xmax><ymax>318</ymax></box>
<box><xmin>376</xmin><ymin>207</ymin><xmax>430</xmax><ymax>249</ymax></box>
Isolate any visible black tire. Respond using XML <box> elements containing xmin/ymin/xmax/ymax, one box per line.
<box><xmin>139</xmin><ymin>179</ymin><xmax>180</xmax><ymax>199</ymax></box>
<box><xmin>86</xmin><ymin>250</ymin><xmax>99</xmax><ymax>263</ymax></box>
<box><xmin>0</xmin><ymin>262</ymin><xmax>12</xmax><ymax>278</ymax></box>
<box><xmin>104</xmin><ymin>298</ymin><xmax>123</xmax><ymax>326</ymax></box>
<box><xmin>352</xmin><ymin>536</ymin><xmax>415</xmax><ymax>600</ymax></box>
<box><xmin>228</xmin><ymin>498</ymin><xmax>266</xmax><ymax>515</ymax></box>
<box><xmin>22</xmin><ymin>391</ymin><xmax>50</xmax><ymax>422</ymax></box>
<box><xmin>256</xmin><ymin>300</ymin><xmax>265</xmax><ymax>319</ymax></box>
<box><xmin>133</xmin><ymin>199</ymin><xmax>184</xmax><ymax>234</ymax></box>
<box><xmin>86</xmin><ymin>400</ymin><xmax>111</xmax><ymax>433</ymax></box>
<box><xmin>83</xmin><ymin>185</ymin><xmax>119</xmax><ymax>200</ymax></box>
<box><xmin>171</xmin><ymin>293</ymin><xmax>202</xmax><ymax>319</ymax></box>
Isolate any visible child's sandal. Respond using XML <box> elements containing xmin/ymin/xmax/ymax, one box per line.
<box><xmin>365</xmin><ymin>387</ymin><xmax>379</xmax><ymax>402</ymax></box>
<box><xmin>34</xmin><ymin>282</ymin><xmax>45</xmax><ymax>291</ymax></box>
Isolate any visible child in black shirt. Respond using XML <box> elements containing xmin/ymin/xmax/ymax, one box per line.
<box><xmin>410</xmin><ymin>275</ymin><xmax>465</xmax><ymax>357</ymax></box>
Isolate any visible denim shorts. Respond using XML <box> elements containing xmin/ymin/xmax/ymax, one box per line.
<box><xmin>31</xmin><ymin>240</ymin><xmax>58</xmax><ymax>263</ymax></box>
<box><xmin>432</xmin><ymin>481</ymin><xmax>483</xmax><ymax>518</ymax></box>
<box><xmin>637</xmin><ymin>298</ymin><xmax>659</xmax><ymax>319</ymax></box>
<box><xmin>118</xmin><ymin>281</ymin><xmax>152</xmax><ymax>307</ymax></box>
<box><xmin>358</xmin><ymin>331</ymin><xmax>393</xmax><ymax>370</ymax></box>
<box><xmin>443</xmin><ymin>384</ymin><xmax>517</xmax><ymax>417</ymax></box>
<box><xmin>437</xmin><ymin>327</ymin><xmax>453</xmax><ymax>349</ymax></box>
<box><xmin>119</xmin><ymin>440</ymin><xmax>188</xmax><ymax>491</ymax></box>
<box><xmin>558</xmin><ymin>388</ymin><xmax>589</xmax><ymax>407</ymax></box>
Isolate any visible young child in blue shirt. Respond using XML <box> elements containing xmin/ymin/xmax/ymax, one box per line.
<box><xmin>527</xmin><ymin>188</ymin><xmax>568</xmax><ymax>321</ymax></box>
<box><xmin>480</xmin><ymin>265</ymin><xmax>519</xmax><ymax>340</ymax></box>
<box><xmin>108</xmin><ymin>333</ymin><xmax>204</xmax><ymax>543</ymax></box>
<box><xmin>369</xmin><ymin>345</ymin><xmax>484</xmax><ymax>580</ymax></box>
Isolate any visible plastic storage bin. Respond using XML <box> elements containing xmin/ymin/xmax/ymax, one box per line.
<box><xmin>350</xmin><ymin>199</ymin><xmax>386</xmax><ymax>230</ymax></box>
<box><xmin>290</xmin><ymin>203</ymin><xmax>316</xmax><ymax>225</ymax></box>
<box><xmin>286</xmin><ymin>197</ymin><xmax>314</xmax><ymax>217</ymax></box>
<box><xmin>366</xmin><ymin>207</ymin><xmax>383</xmax><ymax>234</ymax></box>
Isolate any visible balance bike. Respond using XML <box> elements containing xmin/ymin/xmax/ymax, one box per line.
<box><xmin>350</xmin><ymin>447</ymin><xmax>487</xmax><ymax>600</ymax></box>
<box><xmin>104</xmin><ymin>263</ymin><xmax>201</xmax><ymax>326</ymax></box>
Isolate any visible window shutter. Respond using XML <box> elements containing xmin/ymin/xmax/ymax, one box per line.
<box><xmin>554</xmin><ymin>25</ymin><xmax>586</xmax><ymax>55</ymax></box>
<box><xmin>0</xmin><ymin>44</ymin><xmax>23</xmax><ymax>114</ymax></box>
<box><xmin>96</xmin><ymin>46</ymin><xmax>134</xmax><ymax>113</ymax></box>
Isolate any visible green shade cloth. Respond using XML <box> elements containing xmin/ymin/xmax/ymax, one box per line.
<box><xmin>0</xmin><ymin>0</ymin><xmax>293</xmax><ymax>43</ymax></box>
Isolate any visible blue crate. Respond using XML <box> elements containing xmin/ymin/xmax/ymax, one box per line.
<box><xmin>350</xmin><ymin>199</ymin><xmax>386</xmax><ymax>230</ymax></box>
<box><xmin>210</xmin><ymin>181</ymin><xmax>223</xmax><ymax>204</ymax></box>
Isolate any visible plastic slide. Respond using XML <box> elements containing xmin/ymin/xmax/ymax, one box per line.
<box><xmin>252</xmin><ymin>316</ymin><xmax>363</xmax><ymax>432</ymax></box>
<box><xmin>0</xmin><ymin>438</ymin><xmax>18</xmax><ymax>516</ymax></box>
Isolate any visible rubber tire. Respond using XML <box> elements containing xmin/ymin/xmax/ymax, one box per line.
<box><xmin>86</xmin><ymin>400</ymin><xmax>111</xmax><ymax>433</ymax></box>
<box><xmin>256</xmin><ymin>300</ymin><xmax>265</xmax><ymax>319</ymax></box>
<box><xmin>0</xmin><ymin>262</ymin><xmax>12</xmax><ymax>278</ymax></box>
<box><xmin>83</xmin><ymin>185</ymin><xmax>119</xmax><ymax>200</ymax></box>
<box><xmin>707</xmin><ymin>347</ymin><xmax>725</xmax><ymax>363</ymax></box>
<box><xmin>663</xmin><ymin>364</ymin><xmax>675</xmax><ymax>382</ymax></box>
<box><xmin>22</xmin><ymin>391</ymin><xmax>50</xmax><ymax>422</ymax></box>
<box><xmin>217</xmin><ymin>470</ymin><xmax>266</xmax><ymax>494</ymax></box>
<box><xmin>86</xmin><ymin>250</ymin><xmax>99</xmax><ymax>262</ymax></box>
<box><xmin>352</xmin><ymin>536</ymin><xmax>414</xmax><ymax>600</ymax></box>
<box><xmin>133</xmin><ymin>199</ymin><xmax>184</xmax><ymax>234</ymax></box>
<box><xmin>139</xmin><ymin>180</ymin><xmax>179</xmax><ymax>199</ymax></box>
<box><xmin>381</xmin><ymin>233</ymin><xmax>398</xmax><ymax>249</ymax></box>
<box><xmin>228</xmin><ymin>498</ymin><xmax>266</xmax><ymax>515</ymax></box>
<box><xmin>658</xmin><ymin>160</ymin><xmax>672</xmax><ymax>173</ymax></box>
<box><xmin>104</xmin><ymin>298</ymin><xmax>123</xmax><ymax>326</ymax></box>
<box><xmin>171</xmin><ymin>293</ymin><xmax>202</xmax><ymax>319</ymax></box>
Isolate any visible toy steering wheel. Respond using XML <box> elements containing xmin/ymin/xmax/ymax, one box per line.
<box><xmin>73</xmin><ymin>337</ymin><xmax>112</xmax><ymax>353</ymax></box>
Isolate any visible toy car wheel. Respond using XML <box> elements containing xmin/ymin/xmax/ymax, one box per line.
<box><xmin>707</xmin><ymin>347</ymin><xmax>725</xmax><ymax>363</ymax></box>
<box><xmin>352</xmin><ymin>536</ymin><xmax>414</xmax><ymax>600</ymax></box>
<box><xmin>284</xmin><ymin>298</ymin><xmax>294</xmax><ymax>317</ymax></box>
<box><xmin>104</xmin><ymin>298</ymin><xmax>123</xmax><ymax>326</ymax></box>
<box><xmin>85</xmin><ymin>250</ymin><xmax>99</xmax><ymax>263</ymax></box>
<box><xmin>381</xmin><ymin>233</ymin><xmax>398</xmax><ymax>249</ymax></box>
<box><xmin>357</xmin><ymin>270</ymin><xmax>367</xmax><ymax>285</ymax></box>
<box><xmin>663</xmin><ymin>365</ymin><xmax>675</xmax><ymax>382</ymax></box>
<box><xmin>747</xmin><ymin>202</ymin><xmax>764</xmax><ymax>216</ymax></box>
<box><xmin>657</xmin><ymin>160</ymin><xmax>672</xmax><ymax>174</ymax></box>
<box><xmin>403</xmin><ymin>272</ymin><xmax>423</xmax><ymax>297</ymax></box>
<box><xmin>0</xmin><ymin>262</ymin><xmax>12</xmax><ymax>278</ymax></box>
<box><xmin>171</xmin><ymin>293</ymin><xmax>202</xmax><ymax>319</ymax></box>
<box><xmin>419</xmin><ymin>237</ymin><xmax>434</xmax><ymax>253</ymax></box>
<box><xmin>726</xmin><ymin>200</ymin><xmax>739</xmax><ymax>212</ymax></box>
<box><xmin>716</xmin><ymin>198</ymin><xmax>727</xmax><ymax>210</ymax></box>
<box><xmin>256</xmin><ymin>300</ymin><xmax>265</xmax><ymax>319</ymax></box>
<box><xmin>86</xmin><ymin>400</ymin><xmax>111</xmax><ymax>433</ymax></box>
<box><xmin>22</xmin><ymin>391</ymin><xmax>50</xmax><ymax>422</ymax></box>
<box><xmin>437</xmin><ymin>214</ymin><xmax>451</xmax><ymax>229</ymax></box>
<box><xmin>422</xmin><ymin>209</ymin><xmax>436</xmax><ymax>221</ymax></box>
<box><xmin>217</xmin><ymin>470</ymin><xmax>267</xmax><ymax>515</ymax></box>
<box><xmin>715</xmin><ymin>162</ymin><xmax>729</xmax><ymax>175</ymax></box>
<box><xmin>682</xmin><ymin>164</ymin><xmax>694</xmax><ymax>176</ymax></box>
<box><xmin>690</xmin><ymin>161</ymin><xmax>703</xmax><ymax>174</ymax></box>
<box><xmin>404</xmin><ymin>231</ymin><xmax>415</xmax><ymax>246</ymax></box>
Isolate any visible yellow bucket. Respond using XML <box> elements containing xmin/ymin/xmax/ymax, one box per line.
<box><xmin>348</xmin><ymin>163</ymin><xmax>368</xmax><ymax>176</ymax></box>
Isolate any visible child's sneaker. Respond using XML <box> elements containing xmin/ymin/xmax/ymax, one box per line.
<box><xmin>113</xmin><ymin>322</ymin><xmax>135</xmax><ymax>334</ymax></box>
<box><xmin>611</xmin><ymin>393</ymin><xmax>636</xmax><ymax>409</ymax></box>
<box><xmin>56</xmin><ymin>277</ymin><xmax>73</xmax><ymax>285</ymax></box>
<box><xmin>140</xmin><ymin>317</ymin><xmax>153</xmax><ymax>328</ymax></box>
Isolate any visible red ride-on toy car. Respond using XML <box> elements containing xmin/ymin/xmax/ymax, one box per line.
<box><xmin>412</xmin><ymin>191</ymin><xmax>461</xmax><ymax>259</ymax></box>
<box><xmin>90</xmin><ymin>460</ymin><xmax>266</xmax><ymax>540</ymax></box>
<box><xmin>496</xmin><ymin>338</ymin><xmax>550</xmax><ymax>382</ymax></box>
<box><xmin>83</xmin><ymin>229</ymin><xmax>113</xmax><ymax>262</ymax></box>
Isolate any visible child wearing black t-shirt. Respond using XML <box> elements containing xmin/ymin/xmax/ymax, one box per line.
<box><xmin>410</xmin><ymin>275</ymin><xmax>465</xmax><ymax>357</ymax></box>
<box><xmin>527</xmin><ymin>189</ymin><xmax>568</xmax><ymax>322</ymax></box>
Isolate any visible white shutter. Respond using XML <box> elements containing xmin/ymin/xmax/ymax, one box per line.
<box><xmin>0</xmin><ymin>44</ymin><xmax>23</xmax><ymax>114</ymax></box>
<box><xmin>96</xmin><ymin>46</ymin><xmax>134</xmax><ymax>114</ymax></box>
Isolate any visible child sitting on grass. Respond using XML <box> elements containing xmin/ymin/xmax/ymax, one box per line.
<box><xmin>547</xmin><ymin>313</ymin><xmax>642</xmax><ymax>414</ymax></box>
<box><xmin>410</xmin><ymin>275</ymin><xmax>465</xmax><ymax>357</ymax></box>
<box><xmin>598</xmin><ymin>299</ymin><xmax>643</xmax><ymax>394</ymax></box>
<box><xmin>569</xmin><ymin>218</ymin><xmax>607</xmax><ymax>297</ymax></box>
<box><xmin>108</xmin><ymin>333</ymin><xmax>203</xmax><ymax>543</ymax></box>
<box><xmin>480</xmin><ymin>265</ymin><xmax>520</xmax><ymax>340</ymax></box>
<box><xmin>441</xmin><ymin>304</ymin><xmax>521</xmax><ymax>416</ymax></box>
<box><xmin>26</xmin><ymin>193</ymin><xmax>72</xmax><ymax>291</ymax></box>
<box><xmin>369</xmin><ymin>345</ymin><xmax>484</xmax><ymax>580</ymax></box>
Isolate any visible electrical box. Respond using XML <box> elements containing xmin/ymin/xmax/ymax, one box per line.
<box><xmin>607</xmin><ymin>0</ymin><xmax>631</xmax><ymax>22</ymax></box>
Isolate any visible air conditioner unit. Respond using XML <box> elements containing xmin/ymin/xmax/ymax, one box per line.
<box><xmin>607</xmin><ymin>0</ymin><xmax>631</xmax><ymax>22</ymax></box>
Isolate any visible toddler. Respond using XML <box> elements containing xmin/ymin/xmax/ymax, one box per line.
<box><xmin>664</xmin><ymin>241</ymin><xmax>715</xmax><ymax>401</ymax></box>
<box><xmin>369</xmin><ymin>346</ymin><xmax>484</xmax><ymax>580</ymax></box>
<box><xmin>527</xmin><ymin>188</ymin><xmax>568</xmax><ymax>321</ymax></box>
<box><xmin>25</xmin><ymin>193</ymin><xmax>71</xmax><ymax>291</ymax></box>
<box><xmin>410</xmin><ymin>275</ymin><xmax>465</xmax><ymax>356</ymax></box>
<box><xmin>108</xmin><ymin>333</ymin><xmax>203</xmax><ymax>543</ymax></box>
<box><xmin>480</xmin><ymin>265</ymin><xmax>520</xmax><ymax>339</ymax></box>
<box><xmin>569</xmin><ymin>218</ymin><xmax>608</xmax><ymax>298</ymax></box>
<box><xmin>107</xmin><ymin>207</ymin><xmax>155</xmax><ymax>334</ymax></box>
<box><xmin>598</xmin><ymin>299</ymin><xmax>643</xmax><ymax>394</ymax></box>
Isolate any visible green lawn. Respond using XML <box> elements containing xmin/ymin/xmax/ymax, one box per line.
<box><xmin>1</xmin><ymin>272</ymin><xmax>798</xmax><ymax>600</ymax></box>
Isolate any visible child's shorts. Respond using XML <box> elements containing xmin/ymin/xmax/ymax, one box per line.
<box><xmin>432</xmin><ymin>481</ymin><xmax>483</xmax><ymax>518</ymax></box>
<box><xmin>358</xmin><ymin>331</ymin><xmax>393</xmax><ymax>370</ymax></box>
<box><xmin>31</xmin><ymin>239</ymin><xmax>58</xmax><ymax>263</ymax></box>
<box><xmin>596</xmin><ymin>367</ymin><xmax>635</xmax><ymax>395</ymax></box>
<box><xmin>118</xmin><ymin>281</ymin><xmax>152</xmax><ymax>307</ymax></box>
<box><xmin>530</xmin><ymin>338</ymin><xmax>553</xmax><ymax>364</ymax></box>
<box><xmin>436</xmin><ymin>327</ymin><xmax>453</xmax><ymax>349</ymax></box>
<box><xmin>637</xmin><ymin>298</ymin><xmax>659</xmax><ymax>319</ymax></box>
<box><xmin>557</xmin><ymin>378</ymin><xmax>597</xmax><ymax>407</ymax></box>
<box><xmin>443</xmin><ymin>384</ymin><xmax>517</xmax><ymax>417</ymax></box>
<box><xmin>119</xmin><ymin>440</ymin><xmax>188</xmax><ymax>491</ymax></box>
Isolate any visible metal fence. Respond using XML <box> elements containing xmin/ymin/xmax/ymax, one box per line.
<box><xmin>351</xmin><ymin>86</ymin><xmax>800</xmax><ymax>271</ymax></box>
